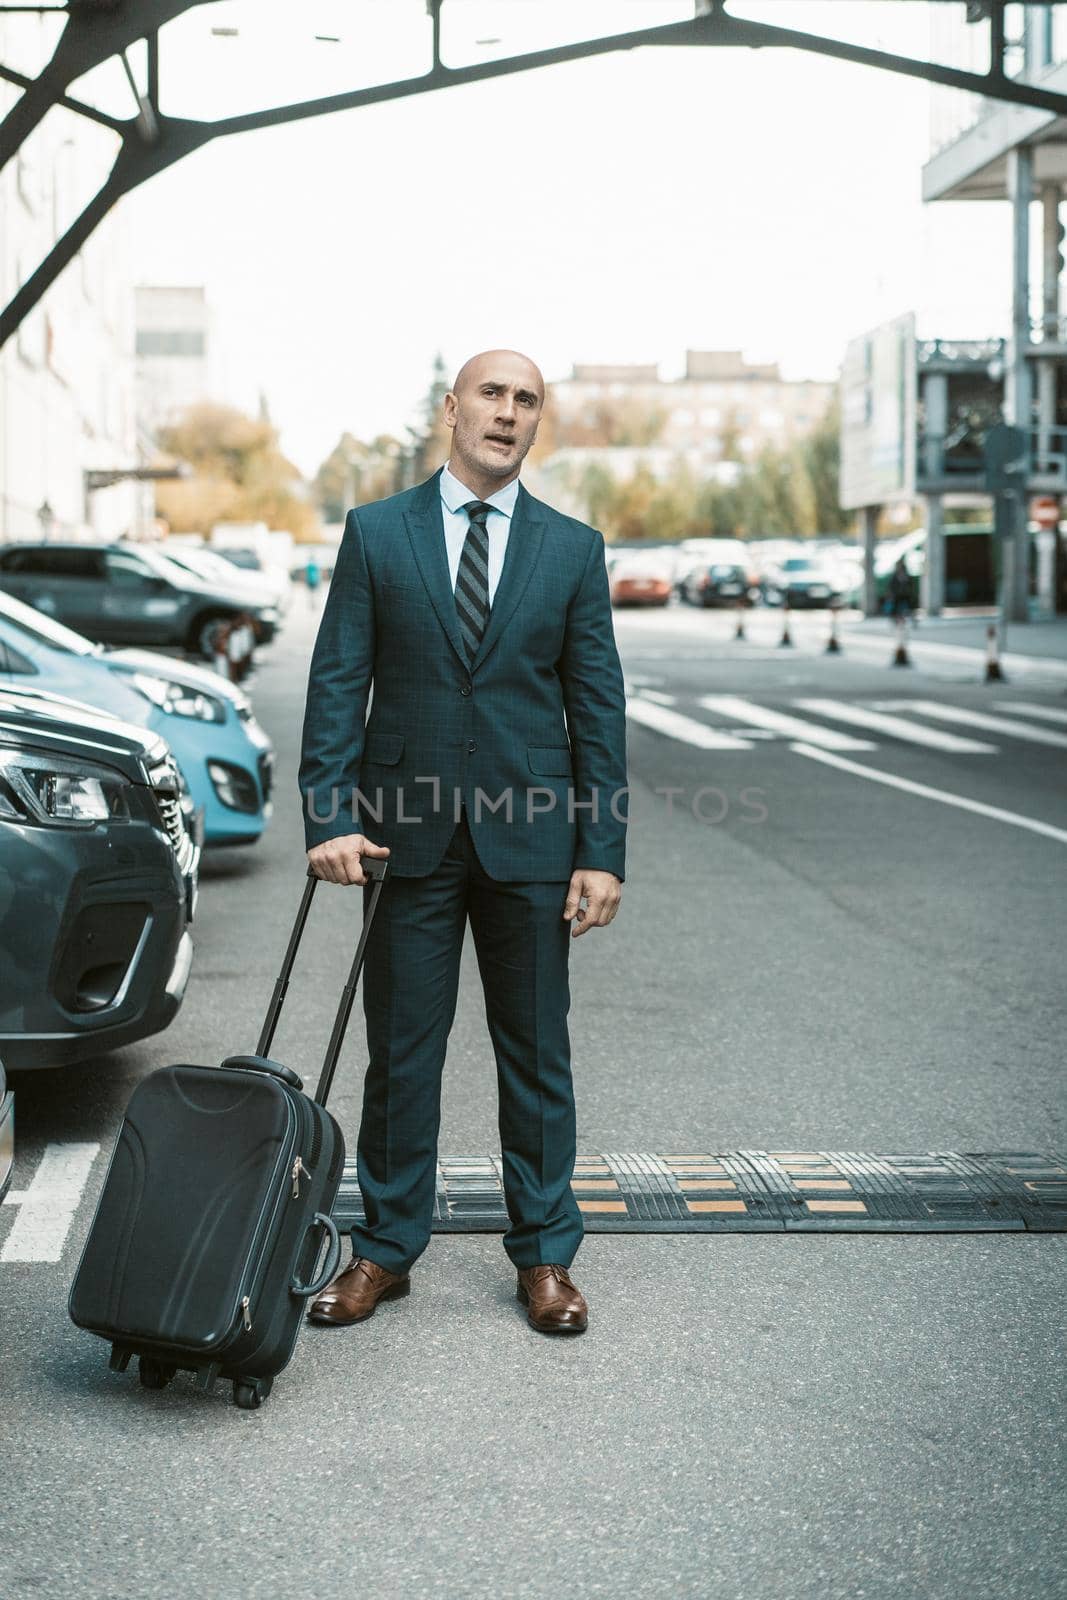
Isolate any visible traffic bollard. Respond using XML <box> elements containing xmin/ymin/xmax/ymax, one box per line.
<box><xmin>778</xmin><ymin>598</ymin><xmax>793</xmax><ymax>648</ymax></box>
<box><xmin>825</xmin><ymin>602</ymin><xmax>842</xmax><ymax>655</ymax></box>
<box><xmin>984</xmin><ymin>622</ymin><xmax>1006</xmax><ymax>682</ymax></box>
<box><xmin>734</xmin><ymin>598</ymin><xmax>746</xmax><ymax>641</ymax></box>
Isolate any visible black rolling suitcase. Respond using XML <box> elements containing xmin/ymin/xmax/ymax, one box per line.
<box><xmin>68</xmin><ymin>860</ymin><xmax>387</xmax><ymax>1410</ymax></box>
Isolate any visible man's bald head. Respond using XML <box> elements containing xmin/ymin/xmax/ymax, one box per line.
<box><xmin>451</xmin><ymin>349</ymin><xmax>545</xmax><ymax>404</ymax></box>
<box><xmin>443</xmin><ymin>349</ymin><xmax>546</xmax><ymax>496</ymax></box>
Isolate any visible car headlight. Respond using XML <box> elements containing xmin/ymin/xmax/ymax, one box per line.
<box><xmin>131</xmin><ymin>672</ymin><xmax>226</xmax><ymax>723</ymax></box>
<box><xmin>0</xmin><ymin>748</ymin><xmax>131</xmax><ymax>827</ymax></box>
<box><xmin>259</xmin><ymin>607</ymin><xmax>280</xmax><ymax>623</ymax></box>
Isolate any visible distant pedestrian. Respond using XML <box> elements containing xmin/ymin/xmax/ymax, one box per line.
<box><xmin>212</xmin><ymin>617</ymin><xmax>232</xmax><ymax>681</ymax></box>
<box><xmin>886</xmin><ymin>557</ymin><xmax>915</xmax><ymax>623</ymax></box>
<box><xmin>226</xmin><ymin>612</ymin><xmax>256</xmax><ymax>684</ymax></box>
<box><xmin>305</xmin><ymin>556</ymin><xmax>321</xmax><ymax>609</ymax></box>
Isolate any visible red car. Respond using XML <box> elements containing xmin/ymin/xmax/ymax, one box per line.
<box><xmin>609</xmin><ymin>556</ymin><xmax>672</xmax><ymax>607</ymax></box>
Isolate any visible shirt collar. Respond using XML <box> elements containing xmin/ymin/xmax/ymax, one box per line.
<box><xmin>440</xmin><ymin>461</ymin><xmax>519</xmax><ymax>522</ymax></box>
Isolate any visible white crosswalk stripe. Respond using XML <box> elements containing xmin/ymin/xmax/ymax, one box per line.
<box><xmin>625</xmin><ymin>689</ymin><xmax>1067</xmax><ymax>761</ymax></box>
<box><xmin>1</xmin><ymin>1142</ymin><xmax>100</xmax><ymax>1264</ymax></box>
<box><xmin>993</xmin><ymin>702</ymin><xmax>1067</xmax><ymax>726</ymax></box>
<box><xmin>698</xmin><ymin>695</ymin><xmax>876</xmax><ymax>752</ymax></box>
<box><xmin>794</xmin><ymin>699</ymin><xmax>996</xmax><ymax>754</ymax></box>
<box><xmin>791</xmin><ymin>744</ymin><xmax>1067</xmax><ymax>845</ymax></box>
<box><xmin>625</xmin><ymin>696</ymin><xmax>753</xmax><ymax>749</ymax></box>
<box><xmin>870</xmin><ymin>700</ymin><xmax>1067</xmax><ymax>750</ymax></box>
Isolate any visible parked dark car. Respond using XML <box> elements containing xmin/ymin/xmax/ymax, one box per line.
<box><xmin>760</xmin><ymin>556</ymin><xmax>842</xmax><ymax>608</ymax></box>
<box><xmin>0</xmin><ymin>1057</ymin><xmax>12</xmax><ymax>1203</ymax></box>
<box><xmin>0</xmin><ymin>542</ymin><xmax>280</xmax><ymax>658</ymax></box>
<box><xmin>0</xmin><ymin>686</ymin><xmax>199</xmax><ymax>1069</ymax></box>
<box><xmin>680</xmin><ymin>560</ymin><xmax>752</xmax><ymax>607</ymax></box>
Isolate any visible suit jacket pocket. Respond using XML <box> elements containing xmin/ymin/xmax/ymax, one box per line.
<box><xmin>527</xmin><ymin>745</ymin><xmax>573</xmax><ymax>777</ymax></box>
<box><xmin>364</xmin><ymin>732</ymin><xmax>405</xmax><ymax>766</ymax></box>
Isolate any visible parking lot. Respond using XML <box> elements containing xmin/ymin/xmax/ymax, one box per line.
<box><xmin>1</xmin><ymin>587</ymin><xmax>1063</xmax><ymax>1600</ymax></box>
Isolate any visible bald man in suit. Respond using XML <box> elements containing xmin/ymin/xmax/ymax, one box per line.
<box><xmin>298</xmin><ymin>350</ymin><xmax>627</xmax><ymax>1335</ymax></box>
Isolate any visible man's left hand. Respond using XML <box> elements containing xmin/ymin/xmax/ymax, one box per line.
<box><xmin>563</xmin><ymin>870</ymin><xmax>622</xmax><ymax>938</ymax></box>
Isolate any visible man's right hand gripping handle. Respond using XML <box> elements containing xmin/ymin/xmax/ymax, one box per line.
<box><xmin>306</xmin><ymin>833</ymin><xmax>390</xmax><ymax>886</ymax></box>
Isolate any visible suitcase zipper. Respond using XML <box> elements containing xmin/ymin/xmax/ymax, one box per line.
<box><xmin>223</xmin><ymin>1094</ymin><xmax>300</xmax><ymax>1352</ymax></box>
<box><xmin>291</xmin><ymin>1156</ymin><xmax>305</xmax><ymax>1198</ymax></box>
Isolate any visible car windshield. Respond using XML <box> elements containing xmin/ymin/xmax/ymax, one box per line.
<box><xmin>158</xmin><ymin>547</ymin><xmax>233</xmax><ymax>581</ymax></box>
<box><xmin>781</xmin><ymin>558</ymin><xmax>818</xmax><ymax>571</ymax></box>
<box><xmin>124</xmin><ymin>545</ymin><xmax>204</xmax><ymax>585</ymax></box>
<box><xmin>0</xmin><ymin>590</ymin><xmax>100</xmax><ymax>656</ymax></box>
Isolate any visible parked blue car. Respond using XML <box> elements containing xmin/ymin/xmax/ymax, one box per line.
<box><xmin>0</xmin><ymin>591</ymin><xmax>274</xmax><ymax>848</ymax></box>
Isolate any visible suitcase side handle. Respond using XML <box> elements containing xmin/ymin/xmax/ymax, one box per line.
<box><xmin>290</xmin><ymin>1212</ymin><xmax>341</xmax><ymax>1299</ymax></box>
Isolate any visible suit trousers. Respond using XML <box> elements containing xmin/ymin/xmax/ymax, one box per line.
<box><xmin>351</xmin><ymin>806</ymin><xmax>583</xmax><ymax>1275</ymax></box>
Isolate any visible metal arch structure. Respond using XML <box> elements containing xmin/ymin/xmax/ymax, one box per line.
<box><xmin>3</xmin><ymin>0</ymin><xmax>1067</xmax><ymax>349</ymax></box>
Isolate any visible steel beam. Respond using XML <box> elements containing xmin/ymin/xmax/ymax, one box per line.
<box><xmin>0</xmin><ymin>0</ymin><xmax>213</xmax><ymax>170</ymax></box>
<box><xmin>7</xmin><ymin>2</ymin><xmax>1067</xmax><ymax>349</ymax></box>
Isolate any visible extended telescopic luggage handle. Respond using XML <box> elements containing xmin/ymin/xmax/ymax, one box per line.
<box><xmin>253</xmin><ymin>856</ymin><xmax>388</xmax><ymax>1110</ymax></box>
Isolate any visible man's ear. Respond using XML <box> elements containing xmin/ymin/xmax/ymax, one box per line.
<box><xmin>443</xmin><ymin>390</ymin><xmax>458</xmax><ymax>425</ymax></box>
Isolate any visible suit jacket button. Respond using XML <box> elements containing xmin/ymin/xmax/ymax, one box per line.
<box><xmin>460</xmin><ymin>683</ymin><xmax>471</xmax><ymax>696</ymax></box>
<box><xmin>467</xmin><ymin>739</ymin><xmax>477</xmax><ymax>754</ymax></box>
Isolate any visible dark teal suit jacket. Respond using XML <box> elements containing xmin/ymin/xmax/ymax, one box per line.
<box><xmin>298</xmin><ymin>468</ymin><xmax>628</xmax><ymax>882</ymax></box>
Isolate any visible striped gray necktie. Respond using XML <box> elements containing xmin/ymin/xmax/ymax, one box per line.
<box><xmin>454</xmin><ymin>499</ymin><xmax>492</xmax><ymax>661</ymax></box>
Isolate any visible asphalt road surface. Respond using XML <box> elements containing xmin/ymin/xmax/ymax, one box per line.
<box><xmin>2</xmin><ymin>594</ymin><xmax>1064</xmax><ymax>1600</ymax></box>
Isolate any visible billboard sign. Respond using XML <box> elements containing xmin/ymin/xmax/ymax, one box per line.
<box><xmin>839</xmin><ymin>312</ymin><xmax>917</xmax><ymax>510</ymax></box>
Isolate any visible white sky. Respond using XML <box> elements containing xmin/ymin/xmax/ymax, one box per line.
<box><xmin>119</xmin><ymin>1</ymin><xmax>1012</xmax><ymax>475</ymax></box>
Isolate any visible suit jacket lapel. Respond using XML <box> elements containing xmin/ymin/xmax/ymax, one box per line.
<box><xmin>402</xmin><ymin>472</ymin><xmax>546</xmax><ymax>675</ymax></box>
<box><xmin>470</xmin><ymin>481</ymin><xmax>545</xmax><ymax>672</ymax></box>
<box><xmin>402</xmin><ymin>469</ymin><xmax>469</xmax><ymax>670</ymax></box>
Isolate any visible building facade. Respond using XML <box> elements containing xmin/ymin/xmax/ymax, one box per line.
<box><xmin>134</xmin><ymin>285</ymin><xmax>213</xmax><ymax>439</ymax></box>
<box><xmin>549</xmin><ymin>351</ymin><xmax>835</xmax><ymax>466</ymax></box>
<box><xmin>922</xmin><ymin>3</ymin><xmax>1067</xmax><ymax>618</ymax></box>
<box><xmin>0</xmin><ymin>11</ymin><xmax>138</xmax><ymax>543</ymax></box>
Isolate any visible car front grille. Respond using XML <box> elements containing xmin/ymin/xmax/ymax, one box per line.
<box><xmin>148</xmin><ymin>756</ymin><xmax>198</xmax><ymax>875</ymax></box>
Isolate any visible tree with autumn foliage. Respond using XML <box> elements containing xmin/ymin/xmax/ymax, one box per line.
<box><xmin>314</xmin><ymin>432</ymin><xmax>406</xmax><ymax>521</ymax></box>
<box><xmin>153</xmin><ymin>402</ymin><xmax>319</xmax><ymax>541</ymax></box>
<box><xmin>547</xmin><ymin>396</ymin><xmax>849</xmax><ymax>543</ymax></box>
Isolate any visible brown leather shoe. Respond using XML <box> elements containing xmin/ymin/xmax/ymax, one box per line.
<box><xmin>516</xmin><ymin>1264</ymin><xmax>588</xmax><ymax>1334</ymax></box>
<box><xmin>307</xmin><ymin>1256</ymin><xmax>410</xmax><ymax>1326</ymax></box>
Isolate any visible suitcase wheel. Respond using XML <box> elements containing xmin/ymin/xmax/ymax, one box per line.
<box><xmin>232</xmin><ymin>1376</ymin><xmax>272</xmax><ymax>1411</ymax></box>
<box><xmin>138</xmin><ymin>1357</ymin><xmax>176</xmax><ymax>1390</ymax></box>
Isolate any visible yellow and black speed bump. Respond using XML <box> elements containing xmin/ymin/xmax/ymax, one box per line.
<box><xmin>333</xmin><ymin>1151</ymin><xmax>1067</xmax><ymax>1233</ymax></box>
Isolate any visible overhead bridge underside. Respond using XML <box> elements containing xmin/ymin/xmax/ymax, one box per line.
<box><xmin>334</xmin><ymin>1151</ymin><xmax>1067</xmax><ymax>1235</ymax></box>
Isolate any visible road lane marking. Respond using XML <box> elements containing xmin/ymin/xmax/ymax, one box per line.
<box><xmin>794</xmin><ymin>699</ymin><xmax>996</xmax><ymax>753</ymax></box>
<box><xmin>1</xmin><ymin>1143</ymin><xmax>100</xmax><ymax>1263</ymax></box>
<box><xmin>994</xmin><ymin>702</ymin><xmax>1067</xmax><ymax>726</ymax></box>
<box><xmin>698</xmin><ymin>695</ymin><xmax>876</xmax><ymax>752</ymax></box>
<box><xmin>789</xmin><ymin>744</ymin><xmax>1067</xmax><ymax>845</ymax></box>
<box><xmin>625</xmin><ymin>696</ymin><xmax>753</xmax><ymax>749</ymax></box>
<box><xmin>870</xmin><ymin>700</ymin><xmax>1067</xmax><ymax>749</ymax></box>
<box><xmin>638</xmin><ymin>689</ymin><xmax>677</xmax><ymax>705</ymax></box>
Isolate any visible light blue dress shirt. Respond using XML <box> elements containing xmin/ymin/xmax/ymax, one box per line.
<box><xmin>439</xmin><ymin>460</ymin><xmax>519</xmax><ymax>606</ymax></box>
